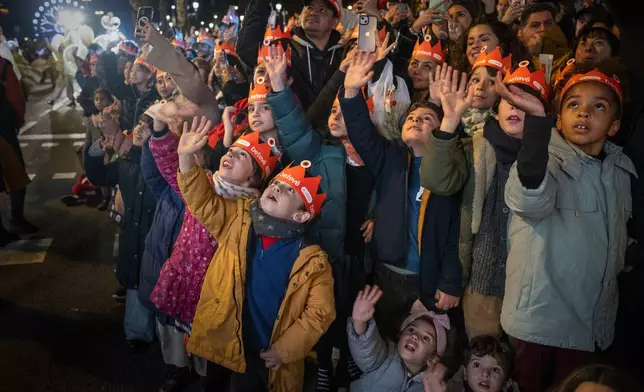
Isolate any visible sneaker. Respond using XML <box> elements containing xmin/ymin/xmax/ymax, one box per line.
<box><xmin>67</xmin><ymin>100</ymin><xmax>76</xmax><ymax>108</ymax></box>
<box><xmin>9</xmin><ymin>218</ymin><xmax>39</xmax><ymax>235</ymax></box>
<box><xmin>60</xmin><ymin>195</ymin><xmax>85</xmax><ymax>207</ymax></box>
<box><xmin>112</xmin><ymin>287</ymin><xmax>126</xmax><ymax>303</ymax></box>
<box><xmin>159</xmin><ymin>365</ymin><xmax>192</xmax><ymax>392</ymax></box>
<box><xmin>97</xmin><ymin>199</ymin><xmax>110</xmax><ymax>211</ymax></box>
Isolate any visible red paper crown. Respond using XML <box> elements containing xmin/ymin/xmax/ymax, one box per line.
<box><xmin>472</xmin><ymin>46</ymin><xmax>512</xmax><ymax>74</ymax></box>
<box><xmin>560</xmin><ymin>68</ymin><xmax>623</xmax><ymax>103</ymax></box>
<box><xmin>504</xmin><ymin>61</ymin><xmax>550</xmax><ymax>101</ymax></box>
<box><xmin>412</xmin><ymin>38</ymin><xmax>445</xmax><ymax>65</ymax></box>
<box><xmin>232</xmin><ymin>132</ymin><xmax>279</xmax><ymax>177</ymax></box>
<box><xmin>263</xmin><ymin>25</ymin><xmax>292</xmax><ymax>46</ymax></box>
<box><xmin>134</xmin><ymin>56</ymin><xmax>156</xmax><ymax>73</ymax></box>
<box><xmin>275</xmin><ymin>161</ymin><xmax>327</xmax><ymax>217</ymax></box>
<box><xmin>257</xmin><ymin>45</ymin><xmax>292</xmax><ymax>67</ymax></box>
<box><xmin>248</xmin><ymin>83</ymin><xmax>269</xmax><ymax>104</ymax></box>
<box><xmin>215</xmin><ymin>40</ymin><xmax>237</xmax><ymax>56</ymax></box>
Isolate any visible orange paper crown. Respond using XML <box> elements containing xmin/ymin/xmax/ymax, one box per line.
<box><xmin>263</xmin><ymin>25</ymin><xmax>291</xmax><ymax>46</ymax></box>
<box><xmin>472</xmin><ymin>46</ymin><xmax>512</xmax><ymax>74</ymax></box>
<box><xmin>156</xmin><ymin>70</ymin><xmax>167</xmax><ymax>79</ymax></box>
<box><xmin>275</xmin><ymin>161</ymin><xmax>327</xmax><ymax>217</ymax></box>
<box><xmin>172</xmin><ymin>38</ymin><xmax>186</xmax><ymax>49</ymax></box>
<box><xmin>257</xmin><ymin>45</ymin><xmax>292</xmax><ymax>66</ymax></box>
<box><xmin>504</xmin><ymin>61</ymin><xmax>550</xmax><ymax>101</ymax></box>
<box><xmin>196</xmin><ymin>32</ymin><xmax>215</xmax><ymax>47</ymax></box>
<box><xmin>560</xmin><ymin>68</ymin><xmax>623</xmax><ymax>103</ymax></box>
<box><xmin>215</xmin><ymin>40</ymin><xmax>237</xmax><ymax>56</ymax></box>
<box><xmin>232</xmin><ymin>132</ymin><xmax>280</xmax><ymax>177</ymax></box>
<box><xmin>248</xmin><ymin>83</ymin><xmax>270</xmax><ymax>104</ymax></box>
<box><xmin>134</xmin><ymin>56</ymin><xmax>156</xmax><ymax>73</ymax></box>
<box><xmin>554</xmin><ymin>58</ymin><xmax>576</xmax><ymax>89</ymax></box>
<box><xmin>412</xmin><ymin>38</ymin><xmax>445</xmax><ymax>65</ymax></box>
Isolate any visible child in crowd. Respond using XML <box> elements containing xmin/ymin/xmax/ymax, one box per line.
<box><xmin>348</xmin><ymin>284</ymin><xmax>450</xmax><ymax>392</ymax></box>
<box><xmin>421</xmin><ymin>61</ymin><xmax>549</xmax><ymax>339</ymax></box>
<box><xmin>339</xmin><ymin>51</ymin><xmax>462</xmax><ymax>343</ymax></box>
<box><xmin>500</xmin><ymin>67</ymin><xmax>634</xmax><ymax>392</ymax></box>
<box><xmin>84</xmin><ymin>112</ymin><xmax>158</xmax><ymax>350</ymax></box>
<box><xmin>149</xmin><ymin>121</ymin><xmax>275</xmax><ymax>389</ymax></box>
<box><xmin>155</xmin><ymin>70</ymin><xmax>178</xmax><ymax>101</ymax></box>
<box><xmin>446</xmin><ymin>335</ymin><xmax>517</xmax><ymax>392</ymax></box>
<box><xmin>177</xmin><ymin>117</ymin><xmax>335</xmax><ymax>392</ymax></box>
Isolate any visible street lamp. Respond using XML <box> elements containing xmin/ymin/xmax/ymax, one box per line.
<box><xmin>166</xmin><ymin>15</ymin><xmax>170</xmax><ymax>20</ymax></box>
<box><xmin>171</xmin><ymin>5</ymin><xmax>175</xmax><ymax>9</ymax></box>
<box><xmin>209</xmin><ymin>22</ymin><xmax>214</xmax><ymax>28</ymax></box>
<box><xmin>234</xmin><ymin>5</ymin><xmax>238</xmax><ymax>10</ymax></box>
<box><xmin>275</xmin><ymin>3</ymin><xmax>282</xmax><ymax>11</ymax></box>
<box><xmin>169</xmin><ymin>22</ymin><xmax>174</xmax><ymax>27</ymax></box>
<box><xmin>192</xmin><ymin>2</ymin><xmax>199</xmax><ymax>9</ymax></box>
<box><xmin>200</xmin><ymin>21</ymin><xmax>204</xmax><ymax>25</ymax></box>
<box><xmin>347</xmin><ymin>5</ymin><xmax>352</xmax><ymax>10</ymax></box>
<box><xmin>240</xmin><ymin>15</ymin><xmax>244</xmax><ymax>21</ymax></box>
<box><xmin>214</xmin><ymin>14</ymin><xmax>218</xmax><ymax>19</ymax></box>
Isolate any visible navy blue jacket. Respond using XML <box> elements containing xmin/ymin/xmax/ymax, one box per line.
<box><xmin>138</xmin><ymin>140</ymin><xmax>185</xmax><ymax>312</ymax></box>
<box><xmin>338</xmin><ymin>91</ymin><xmax>463</xmax><ymax>301</ymax></box>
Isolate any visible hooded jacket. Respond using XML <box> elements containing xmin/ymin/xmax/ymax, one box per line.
<box><xmin>235</xmin><ymin>0</ymin><xmax>344</xmax><ymax>110</ymax></box>
<box><xmin>179</xmin><ymin>165</ymin><xmax>335</xmax><ymax>392</ymax></box>
<box><xmin>502</xmin><ymin>117</ymin><xmax>636</xmax><ymax>351</ymax></box>
<box><xmin>104</xmin><ymin>65</ymin><xmax>160</xmax><ymax>132</ymax></box>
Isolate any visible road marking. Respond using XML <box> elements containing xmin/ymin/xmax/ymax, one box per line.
<box><xmin>28</xmin><ymin>174</ymin><xmax>36</xmax><ymax>180</ymax></box>
<box><xmin>19</xmin><ymin>133</ymin><xmax>86</xmax><ymax>141</ymax></box>
<box><xmin>72</xmin><ymin>141</ymin><xmax>85</xmax><ymax>147</ymax></box>
<box><xmin>20</xmin><ymin>143</ymin><xmax>28</xmax><ymax>148</ymax></box>
<box><xmin>41</xmin><ymin>142</ymin><xmax>60</xmax><ymax>148</ymax></box>
<box><xmin>0</xmin><ymin>238</ymin><xmax>53</xmax><ymax>266</ymax></box>
<box><xmin>19</xmin><ymin>121</ymin><xmax>37</xmax><ymax>135</ymax></box>
<box><xmin>52</xmin><ymin>172</ymin><xmax>76</xmax><ymax>180</ymax></box>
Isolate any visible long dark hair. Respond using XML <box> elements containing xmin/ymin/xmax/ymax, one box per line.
<box><xmin>553</xmin><ymin>365</ymin><xmax>640</xmax><ymax>392</ymax></box>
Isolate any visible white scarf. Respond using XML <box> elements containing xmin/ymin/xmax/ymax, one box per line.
<box><xmin>210</xmin><ymin>171</ymin><xmax>261</xmax><ymax>199</ymax></box>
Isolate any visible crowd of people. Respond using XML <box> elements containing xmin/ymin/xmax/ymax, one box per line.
<box><xmin>1</xmin><ymin>0</ymin><xmax>644</xmax><ymax>391</ymax></box>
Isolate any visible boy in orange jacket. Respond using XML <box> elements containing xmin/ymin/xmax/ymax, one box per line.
<box><xmin>176</xmin><ymin>117</ymin><xmax>336</xmax><ymax>392</ymax></box>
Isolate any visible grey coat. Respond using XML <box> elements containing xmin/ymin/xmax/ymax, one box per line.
<box><xmin>347</xmin><ymin>319</ymin><xmax>425</xmax><ymax>392</ymax></box>
<box><xmin>502</xmin><ymin>129</ymin><xmax>636</xmax><ymax>351</ymax></box>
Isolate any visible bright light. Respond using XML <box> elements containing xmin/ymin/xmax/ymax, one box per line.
<box><xmin>73</xmin><ymin>1</ymin><xmax>78</xmax><ymax>6</ymax></box>
<box><xmin>159</xmin><ymin>22</ymin><xmax>163</xmax><ymax>26</ymax></box>
<box><xmin>205</xmin><ymin>27</ymin><xmax>209</xmax><ymax>32</ymax></box>
<box><xmin>171</xmin><ymin>5</ymin><xmax>175</xmax><ymax>9</ymax></box>
<box><xmin>65</xmin><ymin>0</ymin><xmax>71</xmax><ymax>4</ymax></box>
<box><xmin>44</xmin><ymin>2</ymin><xmax>49</xmax><ymax>6</ymax></box>
<box><xmin>234</xmin><ymin>5</ymin><xmax>238</xmax><ymax>10</ymax></box>
<box><xmin>347</xmin><ymin>5</ymin><xmax>352</xmax><ymax>10</ymax></box>
<box><xmin>275</xmin><ymin>3</ymin><xmax>282</xmax><ymax>11</ymax></box>
<box><xmin>39</xmin><ymin>6</ymin><xmax>44</xmax><ymax>11</ymax></box>
<box><xmin>166</xmin><ymin>15</ymin><xmax>170</xmax><ymax>20</ymax></box>
<box><xmin>24</xmin><ymin>37</ymin><xmax>28</xmax><ymax>41</ymax></box>
<box><xmin>80</xmin><ymin>5</ymin><xmax>83</xmax><ymax>9</ymax></box>
<box><xmin>33</xmin><ymin>19</ymin><xmax>38</xmax><ymax>24</ymax></box>
<box><xmin>35</xmin><ymin>12</ymin><xmax>40</xmax><ymax>17</ymax></box>
<box><xmin>209</xmin><ymin>22</ymin><xmax>214</xmax><ymax>28</ymax></box>
<box><xmin>169</xmin><ymin>22</ymin><xmax>174</xmax><ymax>27</ymax></box>
<box><xmin>240</xmin><ymin>15</ymin><xmax>244</xmax><ymax>21</ymax></box>
<box><xmin>200</xmin><ymin>21</ymin><xmax>204</xmax><ymax>25</ymax></box>
<box><xmin>192</xmin><ymin>2</ymin><xmax>199</xmax><ymax>9</ymax></box>
<box><xmin>51</xmin><ymin>0</ymin><xmax>56</xmax><ymax>3</ymax></box>
<box><xmin>214</xmin><ymin>14</ymin><xmax>218</xmax><ymax>19</ymax></box>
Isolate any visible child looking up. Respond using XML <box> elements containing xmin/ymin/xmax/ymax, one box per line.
<box><xmin>500</xmin><ymin>67</ymin><xmax>635</xmax><ymax>391</ymax></box>
<box><xmin>348</xmin><ymin>285</ymin><xmax>450</xmax><ymax>392</ymax></box>
<box><xmin>446</xmin><ymin>335</ymin><xmax>516</xmax><ymax>392</ymax></box>
<box><xmin>177</xmin><ymin>119</ymin><xmax>335</xmax><ymax>392</ymax></box>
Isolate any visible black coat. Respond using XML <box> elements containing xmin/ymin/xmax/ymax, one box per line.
<box><xmin>104</xmin><ymin>63</ymin><xmax>159</xmax><ymax>132</ymax></box>
<box><xmin>84</xmin><ymin>147</ymin><xmax>157</xmax><ymax>289</ymax></box>
<box><xmin>339</xmin><ymin>90</ymin><xmax>462</xmax><ymax>303</ymax></box>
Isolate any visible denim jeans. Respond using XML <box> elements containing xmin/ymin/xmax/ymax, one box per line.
<box><xmin>124</xmin><ymin>289</ymin><xmax>156</xmax><ymax>342</ymax></box>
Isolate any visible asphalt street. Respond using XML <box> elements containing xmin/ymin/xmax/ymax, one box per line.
<box><xmin>0</xmin><ymin>86</ymin><xmax>172</xmax><ymax>392</ymax></box>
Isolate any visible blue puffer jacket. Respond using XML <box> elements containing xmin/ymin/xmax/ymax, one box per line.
<box><xmin>267</xmin><ymin>85</ymin><xmax>346</xmax><ymax>264</ymax></box>
<box><xmin>138</xmin><ymin>139</ymin><xmax>185</xmax><ymax>313</ymax></box>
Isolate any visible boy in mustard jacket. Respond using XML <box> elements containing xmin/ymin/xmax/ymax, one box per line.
<box><xmin>176</xmin><ymin>118</ymin><xmax>336</xmax><ymax>392</ymax></box>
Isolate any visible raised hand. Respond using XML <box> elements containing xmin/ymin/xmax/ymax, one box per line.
<box><xmin>178</xmin><ymin>116</ymin><xmax>212</xmax><ymax>156</ymax></box>
<box><xmin>500</xmin><ymin>1</ymin><xmax>525</xmax><ymax>25</ymax></box>
<box><xmin>265</xmin><ymin>45</ymin><xmax>289</xmax><ymax>92</ymax></box>
<box><xmin>428</xmin><ymin>64</ymin><xmax>448</xmax><ymax>106</ymax></box>
<box><xmin>352</xmin><ymin>285</ymin><xmax>383</xmax><ymax>324</ymax></box>
<box><xmin>411</xmin><ymin>1</ymin><xmax>446</xmax><ymax>33</ymax></box>
<box><xmin>439</xmin><ymin>66</ymin><xmax>473</xmax><ymax>132</ymax></box>
<box><xmin>135</xmin><ymin>19</ymin><xmax>163</xmax><ymax>46</ymax></box>
<box><xmin>376</xmin><ymin>32</ymin><xmax>396</xmax><ymax>62</ymax></box>
<box><xmin>495</xmin><ymin>72</ymin><xmax>546</xmax><ymax>116</ymax></box>
<box><xmin>344</xmin><ymin>50</ymin><xmax>377</xmax><ymax>97</ymax></box>
<box><xmin>423</xmin><ymin>358</ymin><xmax>447</xmax><ymax>392</ymax></box>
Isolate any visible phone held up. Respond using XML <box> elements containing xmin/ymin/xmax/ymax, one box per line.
<box><xmin>358</xmin><ymin>14</ymin><xmax>378</xmax><ymax>53</ymax></box>
<box><xmin>136</xmin><ymin>7</ymin><xmax>155</xmax><ymax>34</ymax></box>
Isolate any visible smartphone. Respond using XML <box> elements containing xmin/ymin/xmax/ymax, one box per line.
<box><xmin>136</xmin><ymin>6</ymin><xmax>154</xmax><ymax>29</ymax></box>
<box><xmin>358</xmin><ymin>14</ymin><xmax>378</xmax><ymax>52</ymax></box>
